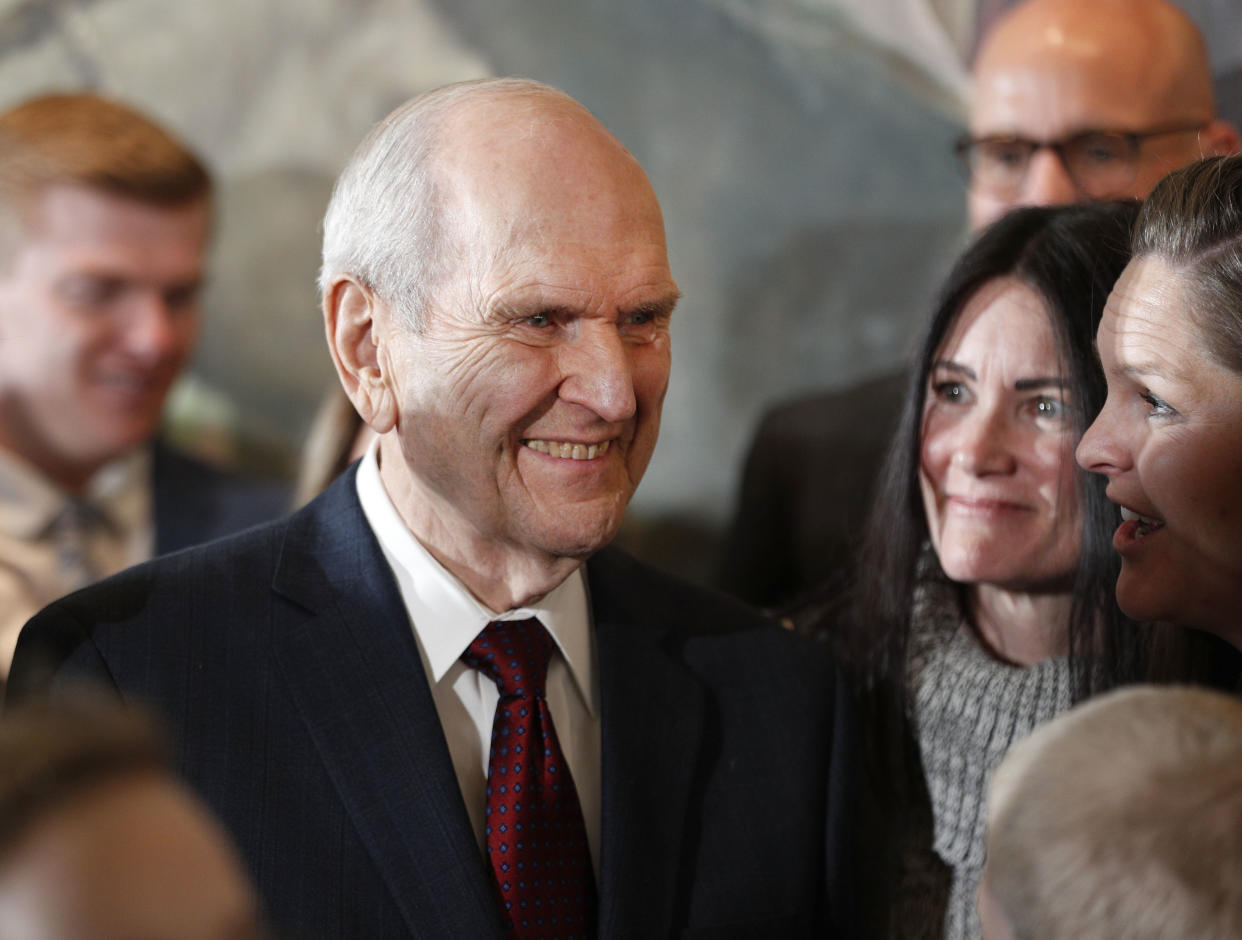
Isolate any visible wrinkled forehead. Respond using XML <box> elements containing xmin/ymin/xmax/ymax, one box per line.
<box><xmin>443</xmin><ymin>104</ymin><xmax>658</xmax><ymax>224</ymax></box>
<box><xmin>1099</xmin><ymin>255</ymin><xmax>1199</xmax><ymax>355</ymax></box>
<box><xmin>431</xmin><ymin>103</ymin><xmax>669</xmax><ymax>286</ymax></box>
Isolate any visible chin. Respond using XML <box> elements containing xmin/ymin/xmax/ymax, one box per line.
<box><xmin>530</xmin><ymin>518</ymin><xmax>624</xmax><ymax>561</ymax></box>
<box><xmin>936</xmin><ymin>550</ymin><xmax>1008</xmax><ymax>586</ymax></box>
<box><xmin>1114</xmin><ymin>570</ymin><xmax>1174</xmax><ymax>626</ymax></box>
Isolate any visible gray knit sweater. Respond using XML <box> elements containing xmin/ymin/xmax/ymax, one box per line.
<box><xmin>899</xmin><ymin>577</ymin><xmax>1073</xmax><ymax>939</ymax></box>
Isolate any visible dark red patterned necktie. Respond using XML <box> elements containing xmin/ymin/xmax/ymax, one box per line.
<box><xmin>462</xmin><ymin>618</ymin><xmax>598</xmax><ymax>939</ymax></box>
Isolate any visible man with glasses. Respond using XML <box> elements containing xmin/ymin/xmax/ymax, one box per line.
<box><xmin>717</xmin><ymin>0</ymin><xmax>1239</xmax><ymax>610</ymax></box>
<box><xmin>964</xmin><ymin>0</ymin><xmax>1238</xmax><ymax>230</ymax></box>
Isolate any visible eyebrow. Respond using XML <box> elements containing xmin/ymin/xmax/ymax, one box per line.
<box><xmin>930</xmin><ymin>359</ymin><xmax>974</xmax><ymax>380</ymax></box>
<box><xmin>1117</xmin><ymin>362</ymin><xmax>1172</xmax><ymax>383</ymax></box>
<box><xmin>1014</xmin><ymin>377</ymin><xmax>1067</xmax><ymax>391</ymax></box>
<box><xmin>495</xmin><ymin>289</ymin><xmax>682</xmax><ymax>322</ymax></box>
<box><xmin>930</xmin><ymin>361</ymin><xmax>1065</xmax><ymax>390</ymax></box>
<box><xmin>630</xmin><ymin>290</ymin><xmax>682</xmax><ymax>320</ymax></box>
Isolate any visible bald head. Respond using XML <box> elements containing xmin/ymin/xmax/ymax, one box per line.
<box><xmin>320</xmin><ymin>78</ymin><xmax>658</xmax><ymax>331</ymax></box>
<box><xmin>967</xmin><ymin>0</ymin><xmax>1238</xmax><ymax>229</ymax></box>
<box><xmin>431</xmin><ymin>84</ymin><xmax>660</xmax><ymax>273</ymax></box>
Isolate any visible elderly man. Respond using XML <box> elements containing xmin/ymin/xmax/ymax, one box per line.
<box><xmin>717</xmin><ymin>0</ymin><xmax>1239</xmax><ymax>609</ymax></box>
<box><xmin>9</xmin><ymin>80</ymin><xmax>847</xmax><ymax>939</ymax></box>
<box><xmin>0</xmin><ymin>94</ymin><xmax>286</xmax><ymax>676</ymax></box>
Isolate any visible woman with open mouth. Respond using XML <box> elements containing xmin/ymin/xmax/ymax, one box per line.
<box><xmin>1079</xmin><ymin>154</ymin><xmax>1242</xmax><ymax>658</ymax></box>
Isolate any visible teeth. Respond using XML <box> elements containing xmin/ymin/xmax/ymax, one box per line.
<box><xmin>523</xmin><ymin>439</ymin><xmax>611</xmax><ymax>460</ymax></box>
<box><xmin>1120</xmin><ymin>506</ymin><xmax>1165</xmax><ymax>538</ymax></box>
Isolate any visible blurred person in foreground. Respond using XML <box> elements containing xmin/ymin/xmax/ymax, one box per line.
<box><xmin>718</xmin><ymin>0</ymin><xmax>1239</xmax><ymax>610</ymax></box>
<box><xmin>7</xmin><ymin>79</ymin><xmax>848</xmax><ymax>938</ymax></box>
<box><xmin>0</xmin><ymin>93</ymin><xmax>287</xmax><ymax>679</ymax></box>
<box><xmin>0</xmin><ymin>698</ymin><xmax>266</xmax><ymax>940</ymax></box>
<box><xmin>1079</xmin><ymin>154</ymin><xmax>1242</xmax><ymax>654</ymax></box>
<box><xmin>980</xmin><ymin>685</ymin><xmax>1242</xmax><ymax>940</ymax></box>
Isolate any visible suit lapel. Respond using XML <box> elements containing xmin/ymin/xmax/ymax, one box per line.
<box><xmin>269</xmin><ymin>472</ymin><xmax>503</xmax><ymax>939</ymax></box>
<box><xmin>589</xmin><ymin>550</ymin><xmax>707</xmax><ymax>939</ymax></box>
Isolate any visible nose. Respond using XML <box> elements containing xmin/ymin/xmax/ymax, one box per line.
<box><xmin>950</xmin><ymin>404</ymin><xmax>1018</xmax><ymax>477</ymax></box>
<box><xmin>1020</xmin><ymin>147</ymin><xmax>1079</xmax><ymax>208</ymax></box>
<box><xmin>120</xmin><ymin>293</ymin><xmax>184</xmax><ymax>361</ymax></box>
<box><xmin>1076</xmin><ymin>406</ymin><xmax>1126</xmax><ymax>478</ymax></box>
<box><xmin>557</xmin><ymin>322</ymin><xmax>637</xmax><ymax>423</ymax></box>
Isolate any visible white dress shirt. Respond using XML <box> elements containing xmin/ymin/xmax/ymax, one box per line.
<box><xmin>0</xmin><ymin>447</ymin><xmax>152</xmax><ymax>673</ymax></box>
<box><xmin>355</xmin><ymin>440</ymin><xmax>602</xmax><ymax>874</ymax></box>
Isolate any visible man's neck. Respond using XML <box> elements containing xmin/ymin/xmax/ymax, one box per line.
<box><xmin>377</xmin><ymin>452</ymin><xmax>583</xmax><ymax>613</ymax></box>
<box><xmin>0</xmin><ymin>431</ymin><xmax>102</xmax><ymax>496</ymax></box>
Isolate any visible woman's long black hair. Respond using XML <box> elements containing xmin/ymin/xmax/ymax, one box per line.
<box><xmin>799</xmin><ymin>201</ymin><xmax>1172</xmax><ymax>699</ymax></box>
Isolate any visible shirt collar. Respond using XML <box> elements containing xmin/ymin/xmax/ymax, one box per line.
<box><xmin>355</xmin><ymin>438</ymin><xmax>596</xmax><ymax>715</ymax></box>
<box><xmin>0</xmin><ymin>446</ymin><xmax>150</xmax><ymax>539</ymax></box>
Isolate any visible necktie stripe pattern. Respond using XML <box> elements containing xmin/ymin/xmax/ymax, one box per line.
<box><xmin>462</xmin><ymin>618</ymin><xmax>598</xmax><ymax>940</ymax></box>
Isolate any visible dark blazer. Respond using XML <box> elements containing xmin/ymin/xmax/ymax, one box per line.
<box><xmin>8</xmin><ymin>467</ymin><xmax>854</xmax><ymax>939</ymax></box>
<box><xmin>151</xmin><ymin>440</ymin><xmax>289</xmax><ymax>554</ymax></box>
<box><xmin>715</xmin><ymin>371</ymin><xmax>908</xmax><ymax>609</ymax></box>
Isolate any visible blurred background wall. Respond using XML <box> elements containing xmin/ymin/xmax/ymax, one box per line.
<box><xmin>2</xmin><ymin>0</ymin><xmax>1238</xmax><ymax>581</ymax></box>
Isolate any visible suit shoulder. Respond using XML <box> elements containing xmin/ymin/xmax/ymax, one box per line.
<box><xmin>588</xmin><ymin>546</ymin><xmax>762</xmax><ymax>626</ymax></box>
<box><xmin>7</xmin><ymin>512</ymin><xmax>295</xmax><ymax>706</ymax></box>
<box><xmin>588</xmin><ymin>547</ymin><xmax>832</xmax><ymax>665</ymax></box>
<box><xmin>152</xmin><ymin>442</ymin><xmax>290</xmax><ymax>550</ymax></box>
<box><xmin>53</xmin><ymin>512</ymin><xmax>288</xmax><ymax>618</ymax></box>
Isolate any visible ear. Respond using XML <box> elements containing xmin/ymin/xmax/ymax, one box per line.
<box><xmin>1202</xmin><ymin>118</ymin><xmax>1241</xmax><ymax>157</ymax></box>
<box><xmin>323</xmin><ymin>275</ymin><xmax>398</xmax><ymax>435</ymax></box>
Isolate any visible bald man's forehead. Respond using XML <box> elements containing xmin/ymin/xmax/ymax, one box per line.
<box><xmin>972</xmin><ymin>0</ymin><xmax>1215</xmax><ymax>136</ymax></box>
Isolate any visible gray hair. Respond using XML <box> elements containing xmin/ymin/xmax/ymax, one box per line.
<box><xmin>1133</xmin><ymin>154</ymin><xmax>1242</xmax><ymax>373</ymax></box>
<box><xmin>319</xmin><ymin>77</ymin><xmax>580</xmax><ymax>331</ymax></box>
<box><xmin>987</xmin><ymin>685</ymin><xmax>1242</xmax><ymax>940</ymax></box>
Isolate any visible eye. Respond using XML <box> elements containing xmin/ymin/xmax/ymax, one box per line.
<box><xmin>163</xmin><ymin>282</ymin><xmax>203</xmax><ymax>312</ymax></box>
<box><xmin>976</xmin><ymin>139</ymin><xmax>1031</xmax><ymax>173</ymax></box>
<box><xmin>932</xmin><ymin>381</ymin><xmax>968</xmax><ymax>403</ymax></box>
<box><xmin>56</xmin><ymin>276</ymin><xmax>122</xmax><ymax>309</ymax></box>
<box><xmin>1074</xmin><ymin>133</ymin><xmax>1128</xmax><ymax>166</ymax></box>
<box><xmin>522</xmin><ymin>312</ymin><xmax>554</xmax><ymax>329</ymax></box>
<box><xmin>617</xmin><ymin>306</ymin><xmax>666</xmax><ymax>343</ymax></box>
<box><xmin>1141</xmin><ymin>390</ymin><xmax>1176</xmax><ymax>417</ymax></box>
<box><xmin>1031</xmin><ymin>395</ymin><xmax>1071</xmax><ymax>425</ymax></box>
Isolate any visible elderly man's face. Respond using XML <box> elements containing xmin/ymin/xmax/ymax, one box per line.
<box><xmin>379</xmin><ymin>108</ymin><xmax>678</xmax><ymax>566</ymax></box>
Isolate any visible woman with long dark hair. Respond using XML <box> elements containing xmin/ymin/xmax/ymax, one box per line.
<box><xmin>800</xmin><ymin>201</ymin><xmax>1240</xmax><ymax>939</ymax></box>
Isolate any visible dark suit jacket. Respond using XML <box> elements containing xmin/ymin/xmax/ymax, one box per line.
<box><xmin>8</xmin><ymin>467</ymin><xmax>854</xmax><ymax>939</ymax></box>
<box><xmin>151</xmin><ymin>440</ymin><xmax>288</xmax><ymax>554</ymax></box>
<box><xmin>716</xmin><ymin>371</ymin><xmax>909</xmax><ymax>609</ymax></box>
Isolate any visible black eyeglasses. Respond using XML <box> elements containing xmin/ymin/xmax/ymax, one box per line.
<box><xmin>954</xmin><ymin>122</ymin><xmax>1208</xmax><ymax>198</ymax></box>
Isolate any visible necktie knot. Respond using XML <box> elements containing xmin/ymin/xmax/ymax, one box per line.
<box><xmin>463</xmin><ymin>618</ymin><xmax>553</xmax><ymax>700</ymax></box>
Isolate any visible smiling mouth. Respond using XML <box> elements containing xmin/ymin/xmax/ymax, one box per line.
<box><xmin>947</xmin><ymin>495</ymin><xmax>1029</xmax><ymax>512</ymax></box>
<box><xmin>522</xmin><ymin>439</ymin><xmax>612</xmax><ymax>460</ymax></box>
<box><xmin>1120</xmin><ymin>506</ymin><xmax>1165</xmax><ymax>538</ymax></box>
